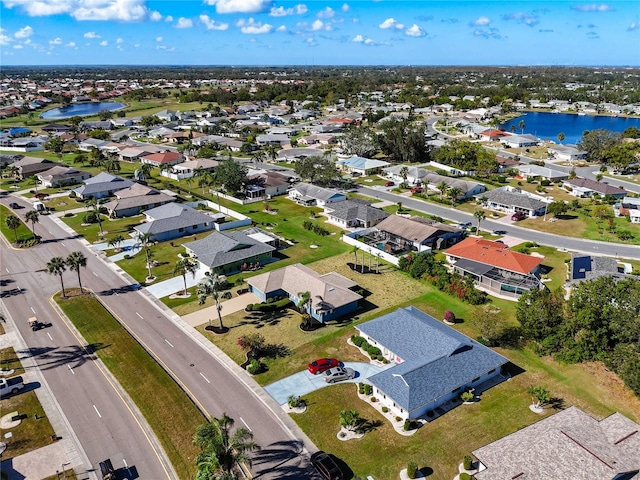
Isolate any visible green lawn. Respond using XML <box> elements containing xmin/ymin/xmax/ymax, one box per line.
<box><xmin>0</xmin><ymin>347</ymin><xmax>56</xmax><ymax>461</ymax></box>
<box><xmin>61</xmin><ymin>212</ymin><xmax>142</xmax><ymax>244</ymax></box>
<box><xmin>55</xmin><ymin>292</ymin><xmax>203</xmax><ymax>480</ymax></box>
<box><xmin>0</xmin><ymin>204</ymin><xmax>34</xmax><ymax>244</ymax></box>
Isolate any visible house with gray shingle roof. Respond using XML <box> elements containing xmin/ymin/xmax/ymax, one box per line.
<box><xmin>337</xmin><ymin>156</ymin><xmax>390</xmax><ymax>175</ymax></box>
<box><xmin>517</xmin><ymin>164</ymin><xmax>569</xmax><ymax>182</ymax></box>
<box><xmin>383</xmin><ymin>165</ymin><xmax>430</xmax><ymax>185</ymax></box>
<box><xmin>473</xmin><ymin>406</ymin><xmax>640</xmax><ymax>480</ymax></box>
<box><xmin>103</xmin><ymin>184</ymin><xmax>174</xmax><ymax>218</ymax></box>
<box><xmin>36</xmin><ymin>165</ymin><xmax>91</xmax><ymax>188</ymax></box>
<box><xmin>184</xmin><ymin>230</ymin><xmax>276</xmax><ymax>275</ymax></box>
<box><xmin>72</xmin><ymin>172</ymin><xmax>134</xmax><ymax>200</ymax></box>
<box><xmin>247</xmin><ymin>263</ymin><xmax>362</xmax><ymax>323</ymax></box>
<box><xmin>563</xmin><ymin>177</ymin><xmax>626</xmax><ymax>199</ymax></box>
<box><xmin>323</xmin><ymin>199</ymin><xmax>390</xmax><ymax>229</ymax></box>
<box><xmin>422</xmin><ymin>172</ymin><xmax>486</xmax><ymax>199</ymax></box>
<box><xmin>357</xmin><ymin>306</ymin><xmax>508</xmax><ymax>420</ymax></box>
<box><xmin>133</xmin><ymin>202</ymin><xmax>215</xmax><ymax>242</ymax></box>
<box><xmin>482</xmin><ymin>186</ymin><xmax>548</xmax><ymax>218</ymax></box>
<box><xmin>375</xmin><ymin>215</ymin><xmax>462</xmax><ymax>252</ymax></box>
<box><xmin>288</xmin><ymin>183</ymin><xmax>346</xmax><ymax>207</ymax></box>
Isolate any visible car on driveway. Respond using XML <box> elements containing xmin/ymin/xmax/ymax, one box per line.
<box><xmin>384</xmin><ymin>181</ymin><xmax>395</xmax><ymax>187</ymax></box>
<box><xmin>323</xmin><ymin>366</ymin><xmax>356</xmax><ymax>383</ymax></box>
<box><xmin>310</xmin><ymin>451</ymin><xmax>343</xmax><ymax>480</ymax></box>
<box><xmin>511</xmin><ymin>211</ymin><xmax>526</xmax><ymax>221</ymax></box>
<box><xmin>308</xmin><ymin>358</ymin><xmax>339</xmax><ymax>375</ymax></box>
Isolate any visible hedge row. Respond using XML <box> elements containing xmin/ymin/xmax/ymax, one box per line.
<box><xmin>246</xmin><ymin>298</ymin><xmax>292</xmax><ymax>312</ymax></box>
<box><xmin>351</xmin><ymin>335</ymin><xmax>384</xmax><ymax>360</ymax></box>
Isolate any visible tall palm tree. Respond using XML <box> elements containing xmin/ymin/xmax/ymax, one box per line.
<box><xmin>135</xmin><ymin>233</ymin><xmax>155</xmax><ymax>280</ymax></box>
<box><xmin>297</xmin><ymin>291</ymin><xmax>311</xmax><ymax>315</ymax></box>
<box><xmin>6</xmin><ymin>214</ymin><xmax>21</xmax><ymax>243</ymax></box>
<box><xmin>66</xmin><ymin>251</ymin><xmax>87</xmax><ymax>293</ymax></box>
<box><xmin>29</xmin><ymin>175</ymin><xmax>40</xmax><ymax>194</ymax></box>
<box><xmin>108</xmin><ymin>234</ymin><xmax>124</xmax><ymax>251</ymax></box>
<box><xmin>399</xmin><ymin>166</ymin><xmax>409</xmax><ymax>185</ymax></box>
<box><xmin>104</xmin><ymin>157</ymin><xmax>120</xmax><ymax>174</ymax></box>
<box><xmin>86</xmin><ymin>198</ymin><xmax>104</xmax><ymax>235</ymax></box>
<box><xmin>473</xmin><ymin>209</ymin><xmax>486</xmax><ymax>235</ymax></box>
<box><xmin>193</xmin><ymin>413</ymin><xmax>259</xmax><ymax>477</ymax></box>
<box><xmin>448</xmin><ymin>187</ymin><xmax>463</xmax><ymax>207</ymax></box>
<box><xmin>139</xmin><ymin>163</ymin><xmax>153</xmax><ymax>181</ymax></box>
<box><xmin>25</xmin><ymin>210</ymin><xmax>39</xmax><ymax>239</ymax></box>
<box><xmin>436</xmin><ymin>181</ymin><xmax>448</xmax><ymax>200</ymax></box>
<box><xmin>47</xmin><ymin>256</ymin><xmax>67</xmax><ymax>298</ymax></box>
<box><xmin>174</xmin><ymin>258</ymin><xmax>198</xmax><ymax>296</ymax></box>
<box><xmin>266</xmin><ymin>144</ymin><xmax>279</xmax><ymax>163</ymax></box>
<box><xmin>197</xmin><ymin>273</ymin><xmax>225</xmax><ymax>330</ymax></box>
<box><xmin>519</xmin><ymin>119</ymin><xmax>526</xmax><ymax>135</ymax></box>
<box><xmin>352</xmin><ymin>245</ymin><xmax>359</xmax><ymax>269</ymax></box>
<box><xmin>557</xmin><ymin>132</ymin><xmax>565</xmax><ymax>144</ymax></box>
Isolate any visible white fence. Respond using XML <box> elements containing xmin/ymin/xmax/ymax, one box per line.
<box><xmin>342</xmin><ymin>229</ymin><xmax>401</xmax><ymax>266</ymax></box>
<box><xmin>212</xmin><ymin>190</ymin><xmax>264</xmax><ymax>205</ymax></box>
<box><xmin>185</xmin><ymin>200</ymin><xmax>252</xmax><ymax>231</ymax></box>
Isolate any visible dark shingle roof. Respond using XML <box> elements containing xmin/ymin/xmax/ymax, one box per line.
<box><xmin>184</xmin><ymin>231</ymin><xmax>275</xmax><ymax>269</ymax></box>
<box><xmin>483</xmin><ymin>187</ymin><xmax>546</xmax><ymax>211</ymax></box>
<box><xmin>359</xmin><ymin>307</ymin><xmax>508</xmax><ymax>413</ymax></box>
<box><xmin>135</xmin><ymin>203</ymin><xmax>213</xmax><ymax>236</ymax></box>
<box><xmin>326</xmin><ymin>200</ymin><xmax>390</xmax><ymax>223</ymax></box>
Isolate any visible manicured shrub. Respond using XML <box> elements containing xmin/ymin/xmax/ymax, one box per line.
<box><xmin>463</xmin><ymin>455</ymin><xmax>473</xmax><ymax>470</ymax></box>
<box><xmin>245</xmin><ymin>304</ymin><xmax>253</xmax><ymax>311</ymax></box>
<box><xmin>351</xmin><ymin>335</ymin><xmax>365</xmax><ymax>347</ymax></box>
<box><xmin>288</xmin><ymin>395</ymin><xmax>302</xmax><ymax>408</ymax></box>
<box><xmin>358</xmin><ymin>382</ymin><xmax>365</xmax><ymax>394</ymax></box>
<box><xmin>541</xmin><ymin>179</ymin><xmax>551</xmax><ymax>186</ymax></box>
<box><xmin>461</xmin><ymin>391</ymin><xmax>475</xmax><ymax>402</ymax></box>
<box><xmin>395</xmin><ymin>416</ymin><xmax>402</xmax><ymax>422</ymax></box>
<box><xmin>381</xmin><ymin>406</ymin><xmax>388</xmax><ymax>413</ymax></box>
<box><xmin>444</xmin><ymin>310</ymin><xmax>456</xmax><ymax>323</ymax></box>
<box><xmin>407</xmin><ymin>461</ymin><xmax>418</xmax><ymax>479</ymax></box>
<box><xmin>459</xmin><ymin>473</ymin><xmax>471</xmax><ymax>480</ymax></box>
<box><xmin>403</xmin><ymin>419</ymin><xmax>411</xmax><ymax>431</ymax></box>
<box><xmin>246</xmin><ymin>359</ymin><xmax>262</xmax><ymax>375</ymax></box>
<box><xmin>64</xmin><ymin>212</ymin><xmax>74</xmax><ymax>218</ymax></box>
<box><xmin>363</xmin><ymin>384</ymin><xmax>373</xmax><ymax>396</ymax></box>
<box><xmin>82</xmin><ymin>212</ymin><xmax>98</xmax><ymax>224</ymax></box>
<box><xmin>370</xmin><ymin>397</ymin><xmax>377</xmax><ymax>403</ymax></box>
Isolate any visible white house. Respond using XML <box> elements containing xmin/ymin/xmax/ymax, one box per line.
<box><xmin>288</xmin><ymin>183</ymin><xmax>346</xmax><ymax>207</ymax></box>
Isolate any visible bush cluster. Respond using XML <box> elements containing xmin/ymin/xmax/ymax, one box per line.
<box><xmin>246</xmin><ymin>359</ymin><xmax>263</xmax><ymax>375</ymax></box>
<box><xmin>246</xmin><ymin>298</ymin><xmax>292</xmax><ymax>312</ymax></box>
<box><xmin>302</xmin><ymin>220</ymin><xmax>330</xmax><ymax>236</ymax></box>
<box><xmin>403</xmin><ymin>419</ymin><xmax>417</xmax><ymax>431</ymax></box>
<box><xmin>407</xmin><ymin>461</ymin><xmax>418</xmax><ymax>479</ymax></box>
<box><xmin>463</xmin><ymin>455</ymin><xmax>473</xmax><ymax>470</ymax></box>
<box><xmin>351</xmin><ymin>335</ymin><xmax>383</xmax><ymax>360</ymax></box>
<box><xmin>358</xmin><ymin>382</ymin><xmax>373</xmax><ymax>396</ymax></box>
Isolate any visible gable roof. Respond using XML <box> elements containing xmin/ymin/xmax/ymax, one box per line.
<box><xmin>103</xmin><ymin>191</ymin><xmax>174</xmax><ymax>213</ymax></box>
<box><xmin>115</xmin><ymin>183</ymin><xmax>155</xmax><ymax>198</ymax></box>
<box><xmin>337</xmin><ymin>156</ymin><xmax>390</xmax><ymax>170</ymax></box>
<box><xmin>141</xmin><ymin>151</ymin><xmax>184</xmax><ymax>164</ymax></box>
<box><xmin>325</xmin><ymin>200</ymin><xmax>390</xmax><ymax>224</ymax></box>
<box><xmin>483</xmin><ymin>187</ymin><xmax>547</xmax><ymax>211</ymax></box>
<box><xmin>473</xmin><ymin>406</ymin><xmax>640</xmax><ymax>480</ymax></box>
<box><xmin>135</xmin><ymin>202</ymin><xmax>213</xmax><ymax>235</ymax></box>
<box><xmin>376</xmin><ymin>215</ymin><xmax>458</xmax><ymax>242</ymax></box>
<box><xmin>383</xmin><ymin>165</ymin><xmax>429</xmax><ymax>180</ymax></box>
<box><xmin>184</xmin><ymin>231</ymin><xmax>275</xmax><ymax>269</ymax></box>
<box><xmin>247</xmin><ymin>263</ymin><xmax>361</xmax><ymax>312</ymax></box>
<box><xmin>444</xmin><ymin>237</ymin><xmax>542</xmax><ymax>275</ymax></box>
<box><xmin>37</xmin><ymin>166</ymin><xmax>90</xmax><ymax>182</ymax></box>
<box><xmin>422</xmin><ymin>172</ymin><xmax>484</xmax><ymax>194</ymax></box>
<box><xmin>360</xmin><ymin>307</ymin><xmax>508</xmax><ymax>413</ymax></box>
<box><xmin>565</xmin><ymin>177</ymin><xmax>626</xmax><ymax>196</ymax></box>
<box><xmin>248</xmin><ymin>170</ymin><xmax>290</xmax><ymax>188</ymax></box>
<box><xmin>290</xmin><ymin>183</ymin><xmax>346</xmax><ymax>202</ymax></box>
<box><xmin>73</xmin><ymin>173</ymin><xmax>134</xmax><ymax>196</ymax></box>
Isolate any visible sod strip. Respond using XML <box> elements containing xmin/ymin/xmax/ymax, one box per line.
<box><xmin>55</xmin><ymin>293</ymin><xmax>203</xmax><ymax>480</ymax></box>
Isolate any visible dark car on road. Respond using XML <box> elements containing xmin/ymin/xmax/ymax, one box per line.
<box><xmin>310</xmin><ymin>451</ymin><xmax>343</xmax><ymax>480</ymax></box>
<box><xmin>308</xmin><ymin>358</ymin><xmax>339</xmax><ymax>375</ymax></box>
<box><xmin>9</xmin><ymin>202</ymin><xmax>20</xmax><ymax>209</ymax></box>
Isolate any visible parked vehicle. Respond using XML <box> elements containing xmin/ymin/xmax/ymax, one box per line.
<box><xmin>28</xmin><ymin>316</ymin><xmax>44</xmax><ymax>331</ymax></box>
<box><xmin>410</xmin><ymin>186</ymin><xmax>422</xmax><ymax>193</ymax></box>
<box><xmin>322</xmin><ymin>366</ymin><xmax>356</xmax><ymax>383</ymax></box>
<box><xmin>0</xmin><ymin>376</ymin><xmax>25</xmax><ymax>396</ymax></box>
<box><xmin>511</xmin><ymin>211</ymin><xmax>526</xmax><ymax>221</ymax></box>
<box><xmin>308</xmin><ymin>358</ymin><xmax>339</xmax><ymax>375</ymax></box>
<box><xmin>99</xmin><ymin>459</ymin><xmax>116</xmax><ymax>480</ymax></box>
<box><xmin>9</xmin><ymin>202</ymin><xmax>19</xmax><ymax>209</ymax></box>
<box><xmin>458</xmin><ymin>222</ymin><xmax>472</xmax><ymax>229</ymax></box>
<box><xmin>33</xmin><ymin>201</ymin><xmax>48</xmax><ymax>214</ymax></box>
<box><xmin>310</xmin><ymin>451</ymin><xmax>343</xmax><ymax>480</ymax></box>
<box><xmin>384</xmin><ymin>181</ymin><xmax>395</xmax><ymax>187</ymax></box>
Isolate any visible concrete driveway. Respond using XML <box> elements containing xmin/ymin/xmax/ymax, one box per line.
<box><xmin>264</xmin><ymin>361</ymin><xmax>394</xmax><ymax>405</ymax></box>
<box><xmin>181</xmin><ymin>292</ymin><xmax>260</xmax><ymax>327</ymax></box>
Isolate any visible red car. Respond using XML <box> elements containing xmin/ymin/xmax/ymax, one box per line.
<box><xmin>308</xmin><ymin>358</ymin><xmax>339</xmax><ymax>375</ymax></box>
<box><xmin>384</xmin><ymin>181</ymin><xmax>395</xmax><ymax>187</ymax></box>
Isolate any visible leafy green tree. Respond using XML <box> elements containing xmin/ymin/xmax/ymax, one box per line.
<box><xmin>340</xmin><ymin>125</ymin><xmax>377</xmax><ymax>157</ymax></box>
<box><xmin>339</xmin><ymin>409</ymin><xmax>362</xmax><ymax>432</ymax></box>
<box><xmin>47</xmin><ymin>256</ymin><xmax>67</xmax><ymax>298</ymax></box>
<box><xmin>88</xmin><ymin>129</ymin><xmax>111</xmax><ymax>140</ymax></box>
<box><xmin>433</xmin><ymin>139</ymin><xmax>497</xmax><ymax>175</ymax></box>
<box><xmin>174</xmin><ymin>258</ymin><xmax>198</xmax><ymax>296</ymax></box>
<box><xmin>376</xmin><ymin>118</ymin><xmax>429</xmax><ymax>164</ymax></box>
<box><xmin>473</xmin><ymin>209</ymin><xmax>486</xmax><ymax>233</ymax></box>
<box><xmin>213</xmin><ymin>159</ymin><xmax>248</xmax><ymax>195</ymax></box>
<box><xmin>577</xmin><ymin>129</ymin><xmax>622</xmax><ymax>162</ymax></box>
<box><xmin>516</xmin><ymin>288</ymin><xmax>564</xmax><ymax>344</ymax></box>
<box><xmin>66</xmin><ymin>251</ymin><xmax>87</xmax><ymax>293</ymax></box>
<box><xmin>293</xmin><ymin>156</ymin><xmax>340</xmax><ymax>186</ymax></box>
<box><xmin>296</xmin><ymin>291</ymin><xmax>311</xmax><ymax>315</ymax></box>
<box><xmin>601</xmin><ymin>141</ymin><xmax>640</xmax><ymax>172</ymax></box>
<box><xmin>140</xmin><ymin>115</ymin><xmax>161</xmax><ymax>127</ymax></box>
<box><xmin>5</xmin><ymin>214</ymin><xmax>21</xmax><ymax>243</ymax></box>
<box><xmin>197</xmin><ymin>273</ymin><xmax>225</xmax><ymax>329</ymax></box>
<box><xmin>98</xmin><ymin>110</ymin><xmax>114</xmax><ymax>121</ymax></box>
<box><xmin>25</xmin><ymin>209</ymin><xmax>39</xmax><ymax>239</ymax></box>
<box><xmin>44</xmin><ymin>137</ymin><xmax>65</xmax><ymax>155</ymax></box>
<box><xmin>546</xmin><ymin>201</ymin><xmax>568</xmax><ymax>218</ymax></box>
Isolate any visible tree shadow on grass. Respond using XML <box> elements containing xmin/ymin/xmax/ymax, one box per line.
<box><xmin>358</xmin><ymin>418</ymin><xmax>383</xmax><ymax>434</ymax></box>
<box><xmin>548</xmin><ymin>396</ymin><xmax>566</xmax><ymax>410</ymax></box>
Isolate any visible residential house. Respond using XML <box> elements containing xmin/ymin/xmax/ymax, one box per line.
<box><xmin>500</xmin><ymin>134</ymin><xmax>539</xmax><ymax>148</ymax></box>
<box><xmin>569</xmin><ymin>254</ymin><xmax>634</xmax><ymax>284</ymax></box>
<box><xmin>133</xmin><ymin>202</ymin><xmax>215</xmax><ymax>242</ymax></box>
<box><xmin>473</xmin><ymin>406</ymin><xmax>640</xmax><ymax>480</ymax></box>
<box><xmin>614</xmin><ymin>196</ymin><xmax>640</xmax><ymax>224</ymax></box>
<box><xmin>118</xmin><ymin>146</ymin><xmax>160</xmax><ymax>162</ymax></box>
<box><xmin>37</xmin><ymin>166</ymin><xmax>92</xmax><ymax>188</ymax></box>
<box><xmin>41</xmin><ymin>124</ymin><xmax>70</xmax><ymax>134</ymax></box>
<box><xmin>383</xmin><ymin>165</ymin><xmax>430</xmax><ymax>185</ymax></box>
<box><xmin>288</xmin><ymin>183</ymin><xmax>346</xmax><ymax>207</ymax></box>
<box><xmin>324</xmin><ymin>199</ymin><xmax>390</xmax><ymax>229</ymax></box>
<box><xmin>79</xmin><ymin>121</ymin><xmax>113</xmax><ymax>131</ymax></box>
<box><xmin>0</xmin><ymin>154</ymin><xmax>23</xmax><ymax>168</ymax></box>
<box><xmin>155</xmin><ymin>109</ymin><xmax>178</xmax><ymax>122</ymax></box>
<box><xmin>277</xmin><ymin>148</ymin><xmax>325</xmax><ymax>162</ymax></box>
<box><xmin>78</xmin><ymin>138</ymin><xmax>109</xmax><ymax>152</ymax></box>
<box><xmin>140</xmin><ymin>151</ymin><xmax>184</xmax><ymax>168</ymax></box>
<box><xmin>103</xmin><ymin>183</ymin><xmax>174</xmax><ymax>218</ymax></box>
<box><xmin>184</xmin><ymin>230</ymin><xmax>276</xmax><ymax>275</ymax></box>
<box><xmin>516</xmin><ymin>164</ymin><xmax>569</xmax><ymax>182</ymax></box>
<box><xmin>444</xmin><ymin>237</ymin><xmax>544</xmax><ymax>298</ymax></box>
<box><xmin>495</xmin><ymin>155</ymin><xmax>520</xmax><ymax>173</ymax></box>
<box><xmin>247</xmin><ymin>263</ymin><xmax>362</xmax><ymax>323</ymax></box>
<box><xmin>422</xmin><ymin>172</ymin><xmax>486</xmax><ymax>199</ymax></box>
<box><xmin>72</xmin><ymin>172</ymin><xmax>134</xmax><ymax>200</ymax></box>
<box><xmin>256</xmin><ymin>134</ymin><xmax>289</xmax><ymax>146</ymax></box>
<box><xmin>482</xmin><ymin>186</ymin><xmax>548</xmax><ymax>218</ymax></box>
<box><xmin>337</xmin><ymin>156</ymin><xmax>391</xmax><ymax>176</ymax></box>
<box><xmin>479</xmin><ymin>129</ymin><xmax>509</xmax><ymax>141</ymax></box>
<box><xmin>357</xmin><ymin>306</ymin><xmax>508</xmax><ymax>420</ymax></box>
<box><xmin>548</xmin><ymin>144</ymin><xmax>587</xmax><ymax>162</ymax></box>
<box><xmin>375</xmin><ymin>215</ymin><xmax>462</xmax><ymax>253</ymax></box>
<box><xmin>563</xmin><ymin>177</ymin><xmax>626</xmax><ymax>199</ymax></box>
<box><xmin>245</xmin><ymin>171</ymin><xmax>290</xmax><ymax>199</ymax></box>
<box><xmin>10</xmin><ymin>156</ymin><xmax>58</xmax><ymax>179</ymax></box>
<box><xmin>298</xmin><ymin>134</ymin><xmax>337</xmax><ymax>146</ymax></box>
<box><xmin>164</xmin><ymin>158</ymin><xmax>219</xmax><ymax>180</ymax></box>
<box><xmin>148</xmin><ymin>127</ymin><xmax>176</xmax><ymax>139</ymax></box>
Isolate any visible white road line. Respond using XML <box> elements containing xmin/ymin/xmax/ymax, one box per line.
<box><xmin>135</xmin><ymin>312</ymin><xmax>143</xmax><ymax>319</ymax></box>
<box><xmin>199</xmin><ymin>372</ymin><xmax>210</xmax><ymax>384</ymax></box>
<box><xmin>93</xmin><ymin>405</ymin><xmax>102</xmax><ymax>418</ymax></box>
<box><xmin>5</xmin><ymin>268</ymin><xmax>9</xmax><ymax>273</ymax></box>
<box><xmin>93</xmin><ymin>271</ymin><xmax>99</xmax><ymax>277</ymax></box>
<box><xmin>68</xmin><ymin>365</ymin><xmax>74</xmax><ymax>375</ymax></box>
<box><xmin>47</xmin><ymin>332</ymin><xmax>53</xmax><ymax>341</ymax></box>
<box><xmin>114</xmin><ymin>292</ymin><xmax>119</xmax><ymax>296</ymax></box>
<box><xmin>123</xmin><ymin>458</ymin><xmax>128</xmax><ymax>469</ymax></box>
<box><xmin>240</xmin><ymin>417</ymin><xmax>252</xmax><ymax>431</ymax></box>
<box><xmin>30</xmin><ymin>307</ymin><xmax>36</xmax><ymax>314</ymax></box>
<box><xmin>164</xmin><ymin>339</ymin><xmax>174</xmax><ymax>348</ymax></box>
<box><xmin>60</xmin><ymin>243</ymin><xmax>65</xmax><ymax>247</ymax></box>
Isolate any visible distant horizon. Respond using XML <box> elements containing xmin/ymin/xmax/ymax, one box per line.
<box><xmin>1</xmin><ymin>1</ymin><xmax>639</xmax><ymax>67</ymax></box>
<box><xmin>2</xmin><ymin>64</ymin><xmax>640</xmax><ymax>69</ymax></box>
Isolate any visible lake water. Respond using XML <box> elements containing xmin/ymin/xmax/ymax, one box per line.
<box><xmin>40</xmin><ymin>101</ymin><xmax>126</xmax><ymax>120</ymax></box>
<box><xmin>500</xmin><ymin>112</ymin><xmax>640</xmax><ymax>145</ymax></box>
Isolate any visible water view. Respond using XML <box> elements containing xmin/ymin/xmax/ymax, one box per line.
<box><xmin>500</xmin><ymin>111</ymin><xmax>640</xmax><ymax>145</ymax></box>
<box><xmin>40</xmin><ymin>101</ymin><xmax>126</xmax><ymax>120</ymax></box>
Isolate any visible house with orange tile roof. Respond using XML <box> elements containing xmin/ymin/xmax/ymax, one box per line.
<box><xmin>444</xmin><ymin>237</ymin><xmax>544</xmax><ymax>299</ymax></box>
<box><xmin>140</xmin><ymin>151</ymin><xmax>184</xmax><ymax>167</ymax></box>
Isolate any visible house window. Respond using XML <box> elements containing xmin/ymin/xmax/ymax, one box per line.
<box><xmin>488</xmin><ymin>369</ymin><xmax>495</xmax><ymax>374</ymax></box>
<box><xmin>178</xmin><ymin>228</ymin><xmax>184</xmax><ymax>232</ymax></box>
<box><xmin>193</xmin><ymin>225</ymin><xmax>197</xmax><ymax>229</ymax></box>
<box><xmin>472</xmin><ymin>377</ymin><xmax>480</xmax><ymax>383</ymax></box>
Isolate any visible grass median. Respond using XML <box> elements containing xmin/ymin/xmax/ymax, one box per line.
<box><xmin>54</xmin><ymin>292</ymin><xmax>203</xmax><ymax>479</ymax></box>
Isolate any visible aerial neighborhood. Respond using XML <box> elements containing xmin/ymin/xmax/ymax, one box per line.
<box><xmin>1</xmin><ymin>66</ymin><xmax>640</xmax><ymax>480</ymax></box>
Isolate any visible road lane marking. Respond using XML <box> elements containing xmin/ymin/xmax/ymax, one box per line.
<box><xmin>30</xmin><ymin>307</ymin><xmax>36</xmax><ymax>314</ymax></box>
<box><xmin>135</xmin><ymin>312</ymin><xmax>143</xmax><ymax>319</ymax></box>
<box><xmin>164</xmin><ymin>339</ymin><xmax>174</xmax><ymax>348</ymax></box>
<box><xmin>47</xmin><ymin>332</ymin><xmax>53</xmax><ymax>341</ymax></box>
<box><xmin>93</xmin><ymin>272</ymin><xmax>99</xmax><ymax>277</ymax></box>
<box><xmin>199</xmin><ymin>372</ymin><xmax>210</xmax><ymax>384</ymax></box>
<box><xmin>5</xmin><ymin>268</ymin><xmax>9</xmax><ymax>273</ymax></box>
<box><xmin>60</xmin><ymin>243</ymin><xmax>65</xmax><ymax>247</ymax></box>
<box><xmin>240</xmin><ymin>417</ymin><xmax>252</xmax><ymax>431</ymax></box>
<box><xmin>115</xmin><ymin>292</ymin><xmax>119</xmax><ymax>296</ymax></box>
<box><xmin>68</xmin><ymin>365</ymin><xmax>74</xmax><ymax>375</ymax></box>
<box><xmin>93</xmin><ymin>405</ymin><xmax>102</xmax><ymax>418</ymax></box>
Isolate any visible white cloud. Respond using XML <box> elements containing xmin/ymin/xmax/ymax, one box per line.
<box><xmin>99</xmin><ymin>40</ymin><xmax>108</xmax><ymax>46</ymax></box>
<box><xmin>236</xmin><ymin>18</ymin><xmax>273</xmax><ymax>34</ymax></box>
<box><xmin>405</xmin><ymin>24</ymin><xmax>425</xmax><ymax>37</ymax></box>
<box><xmin>156</xmin><ymin>36</ymin><xmax>163</xmax><ymax>42</ymax></box>
<box><xmin>0</xmin><ymin>29</ymin><xmax>11</xmax><ymax>46</ymax></box>
<box><xmin>311</xmin><ymin>19</ymin><xmax>324</xmax><ymax>31</ymax></box>
<box><xmin>571</xmin><ymin>3</ymin><xmax>614</xmax><ymax>12</ymax></box>
<box><xmin>276</xmin><ymin>25</ymin><xmax>288</xmax><ymax>32</ymax></box>
<box><xmin>295</xmin><ymin>4</ymin><xmax>308</xmax><ymax>14</ymax></box>
<box><xmin>66</xmin><ymin>41</ymin><xmax>76</xmax><ymax>47</ymax></box>
<box><xmin>473</xmin><ymin>16</ymin><xmax>490</xmax><ymax>26</ymax></box>
<box><xmin>200</xmin><ymin>14</ymin><xmax>229</xmax><ymax>30</ymax></box>
<box><xmin>116</xmin><ymin>37</ymin><xmax>124</xmax><ymax>43</ymax></box>
<box><xmin>84</xmin><ymin>31</ymin><xmax>101</xmax><ymax>39</ymax></box>
<box><xmin>317</xmin><ymin>6</ymin><xmax>335</xmax><ymax>18</ymax></box>
<box><xmin>379</xmin><ymin>18</ymin><xmax>404</xmax><ymax>30</ymax></box>
<box><xmin>502</xmin><ymin>12</ymin><xmax>539</xmax><ymax>26</ymax></box>
<box><xmin>352</xmin><ymin>34</ymin><xmax>364</xmax><ymax>42</ymax></box>
<box><xmin>204</xmin><ymin>0</ymin><xmax>271</xmax><ymax>14</ymax></box>
<box><xmin>49</xmin><ymin>37</ymin><xmax>62</xmax><ymax>45</ymax></box>
<box><xmin>150</xmin><ymin>10</ymin><xmax>162</xmax><ymax>21</ymax></box>
<box><xmin>165</xmin><ymin>15</ymin><xmax>173</xmax><ymax>22</ymax></box>
<box><xmin>176</xmin><ymin>17</ymin><xmax>193</xmax><ymax>28</ymax></box>
<box><xmin>341</xmin><ymin>3</ymin><xmax>349</xmax><ymax>12</ymax></box>
<box><xmin>270</xmin><ymin>4</ymin><xmax>307</xmax><ymax>16</ymax></box>
<box><xmin>3</xmin><ymin>0</ymin><xmax>153</xmax><ymax>22</ymax></box>
<box><xmin>628</xmin><ymin>21</ymin><xmax>640</xmax><ymax>31</ymax></box>
<box><xmin>13</xmin><ymin>44</ymin><xmax>23</xmax><ymax>49</ymax></box>
<box><xmin>2</xmin><ymin>0</ymin><xmax>72</xmax><ymax>16</ymax></box>
<box><xmin>15</xmin><ymin>25</ymin><xmax>34</xmax><ymax>38</ymax></box>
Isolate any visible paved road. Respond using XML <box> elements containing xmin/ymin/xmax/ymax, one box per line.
<box><xmin>359</xmin><ymin>185</ymin><xmax>640</xmax><ymax>259</ymax></box>
<box><xmin>1</xmin><ymin>199</ymin><xmax>173</xmax><ymax>479</ymax></box>
<box><xmin>1</xmin><ymin>194</ymin><xmax>319</xmax><ymax>479</ymax></box>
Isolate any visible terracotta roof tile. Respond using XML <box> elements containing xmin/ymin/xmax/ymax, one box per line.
<box><xmin>444</xmin><ymin>237</ymin><xmax>542</xmax><ymax>274</ymax></box>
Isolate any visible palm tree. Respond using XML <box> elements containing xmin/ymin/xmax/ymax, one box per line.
<box><xmin>29</xmin><ymin>175</ymin><xmax>40</xmax><ymax>194</ymax></box>
<box><xmin>510</xmin><ymin>125</ymin><xmax>517</xmax><ymax>134</ymax></box>
<box><xmin>135</xmin><ymin>233</ymin><xmax>155</xmax><ymax>280</ymax></box>
<box><xmin>266</xmin><ymin>144</ymin><xmax>279</xmax><ymax>163</ymax></box>
<box><xmin>193</xmin><ymin>413</ymin><xmax>259</xmax><ymax>477</ymax></box>
<box><xmin>339</xmin><ymin>409</ymin><xmax>362</xmax><ymax>432</ymax></box>
<box><xmin>399</xmin><ymin>166</ymin><xmax>409</xmax><ymax>185</ymax></box>
<box><xmin>297</xmin><ymin>291</ymin><xmax>311</xmax><ymax>315</ymax></box>
<box><xmin>25</xmin><ymin>209</ymin><xmax>39</xmax><ymax>239</ymax></box>
<box><xmin>519</xmin><ymin>119</ymin><xmax>526</xmax><ymax>135</ymax></box>
<box><xmin>557</xmin><ymin>132</ymin><xmax>565</xmax><ymax>144</ymax></box>
<box><xmin>174</xmin><ymin>258</ymin><xmax>198</xmax><ymax>296</ymax></box>
<box><xmin>197</xmin><ymin>273</ymin><xmax>225</xmax><ymax>330</ymax></box>
<box><xmin>473</xmin><ymin>209</ymin><xmax>486</xmax><ymax>235</ymax></box>
<box><xmin>251</xmin><ymin>150</ymin><xmax>266</xmax><ymax>165</ymax></box>
<box><xmin>47</xmin><ymin>256</ymin><xmax>67</xmax><ymax>298</ymax></box>
<box><xmin>352</xmin><ymin>245</ymin><xmax>359</xmax><ymax>269</ymax></box>
<box><xmin>448</xmin><ymin>187</ymin><xmax>463</xmax><ymax>207</ymax></box>
<box><xmin>108</xmin><ymin>234</ymin><xmax>124</xmax><ymax>251</ymax></box>
<box><xmin>139</xmin><ymin>163</ymin><xmax>153</xmax><ymax>181</ymax></box>
<box><xmin>86</xmin><ymin>198</ymin><xmax>104</xmax><ymax>235</ymax></box>
<box><xmin>6</xmin><ymin>214</ymin><xmax>21</xmax><ymax>243</ymax></box>
<box><xmin>104</xmin><ymin>157</ymin><xmax>120</xmax><ymax>174</ymax></box>
<box><xmin>66</xmin><ymin>251</ymin><xmax>87</xmax><ymax>293</ymax></box>
<box><xmin>436</xmin><ymin>181</ymin><xmax>448</xmax><ymax>200</ymax></box>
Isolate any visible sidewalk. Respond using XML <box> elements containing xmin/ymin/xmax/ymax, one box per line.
<box><xmin>1</xmin><ymin>441</ymin><xmax>71</xmax><ymax>480</ymax></box>
<box><xmin>181</xmin><ymin>292</ymin><xmax>260</xmax><ymax>327</ymax></box>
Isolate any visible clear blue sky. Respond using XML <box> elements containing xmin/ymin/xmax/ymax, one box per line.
<box><xmin>1</xmin><ymin>0</ymin><xmax>639</xmax><ymax>66</ymax></box>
